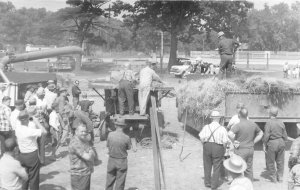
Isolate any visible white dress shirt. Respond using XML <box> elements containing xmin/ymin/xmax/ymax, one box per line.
<box><xmin>15</xmin><ymin>124</ymin><xmax>42</xmax><ymax>153</ymax></box>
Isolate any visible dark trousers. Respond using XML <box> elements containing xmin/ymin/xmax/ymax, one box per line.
<box><xmin>106</xmin><ymin>157</ymin><xmax>128</xmax><ymax>190</ymax></box>
<box><xmin>19</xmin><ymin>150</ymin><xmax>40</xmax><ymax>190</ymax></box>
<box><xmin>219</xmin><ymin>54</ymin><xmax>233</xmax><ymax>79</ymax></box>
<box><xmin>203</xmin><ymin>142</ymin><xmax>225</xmax><ymax>189</ymax></box>
<box><xmin>71</xmin><ymin>174</ymin><xmax>91</xmax><ymax>190</ymax></box>
<box><xmin>118</xmin><ymin>80</ymin><xmax>134</xmax><ymax>115</ymax></box>
<box><xmin>266</xmin><ymin>139</ymin><xmax>285</xmax><ymax>181</ymax></box>
<box><xmin>0</xmin><ymin>130</ymin><xmax>12</xmax><ymax>157</ymax></box>
<box><xmin>234</xmin><ymin>147</ymin><xmax>254</xmax><ymax>180</ymax></box>
<box><xmin>37</xmin><ymin>134</ymin><xmax>46</xmax><ymax>164</ymax></box>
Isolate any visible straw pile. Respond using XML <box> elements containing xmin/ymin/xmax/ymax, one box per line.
<box><xmin>176</xmin><ymin>76</ymin><xmax>300</xmax><ymax>118</ymax></box>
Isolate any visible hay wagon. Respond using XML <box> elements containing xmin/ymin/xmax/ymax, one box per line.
<box><xmin>178</xmin><ymin>91</ymin><xmax>300</xmax><ymax>140</ymax></box>
<box><xmin>89</xmin><ymin>80</ymin><xmax>174</xmax><ymax>149</ymax></box>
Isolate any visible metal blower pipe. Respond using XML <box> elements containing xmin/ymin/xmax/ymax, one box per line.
<box><xmin>0</xmin><ymin>46</ymin><xmax>83</xmax><ymax>83</ymax></box>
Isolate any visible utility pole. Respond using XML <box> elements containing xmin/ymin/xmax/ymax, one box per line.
<box><xmin>160</xmin><ymin>31</ymin><xmax>164</xmax><ymax>74</ymax></box>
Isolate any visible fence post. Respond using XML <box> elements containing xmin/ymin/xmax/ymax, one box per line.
<box><xmin>247</xmin><ymin>52</ymin><xmax>249</xmax><ymax>69</ymax></box>
<box><xmin>266</xmin><ymin>53</ymin><xmax>269</xmax><ymax>70</ymax></box>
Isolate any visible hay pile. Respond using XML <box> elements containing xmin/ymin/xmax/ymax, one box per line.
<box><xmin>176</xmin><ymin>76</ymin><xmax>300</xmax><ymax>118</ymax></box>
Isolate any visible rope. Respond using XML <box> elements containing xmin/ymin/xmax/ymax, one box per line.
<box><xmin>179</xmin><ymin>109</ymin><xmax>191</xmax><ymax>162</ymax></box>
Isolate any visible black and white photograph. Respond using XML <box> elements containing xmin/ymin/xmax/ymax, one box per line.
<box><xmin>0</xmin><ymin>0</ymin><xmax>299</xmax><ymax>189</ymax></box>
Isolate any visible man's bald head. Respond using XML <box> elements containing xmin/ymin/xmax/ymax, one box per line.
<box><xmin>239</xmin><ymin>108</ymin><xmax>248</xmax><ymax>119</ymax></box>
<box><xmin>4</xmin><ymin>138</ymin><xmax>17</xmax><ymax>152</ymax></box>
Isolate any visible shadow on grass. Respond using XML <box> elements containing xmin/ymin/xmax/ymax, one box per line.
<box><xmin>40</xmin><ymin>183</ymin><xmax>67</xmax><ymax>190</ymax></box>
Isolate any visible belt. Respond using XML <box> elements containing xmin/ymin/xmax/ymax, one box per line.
<box><xmin>204</xmin><ymin>142</ymin><xmax>223</xmax><ymax>146</ymax></box>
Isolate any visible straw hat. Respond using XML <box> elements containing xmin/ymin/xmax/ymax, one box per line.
<box><xmin>223</xmin><ymin>154</ymin><xmax>247</xmax><ymax>174</ymax></box>
<box><xmin>114</xmin><ymin>118</ymin><xmax>127</xmax><ymax>126</ymax></box>
<box><xmin>210</xmin><ymin>110</ymin><xmax>221</xmax><ymax>118</ymax></box>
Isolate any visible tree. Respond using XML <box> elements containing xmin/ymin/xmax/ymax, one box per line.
<box><xmin>112</xmin><ymin>0</ymin><xmax>252</xmax><ymax>70</ymax></box>
<box><xmin>247</xmin><ymin>2</ymin><xmax>300</xmax><ymax>51</ymax></box>
<box><xmin>58</xmin><ymin>0</ymin><xmax>111</xmax><ymax>71</ymax></box>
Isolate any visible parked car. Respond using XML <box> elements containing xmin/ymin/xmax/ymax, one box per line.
<box><xmin>169</xmin><ymin>58</ymin><xmax>193</xmax><ymax>78</ymax></box>
<box><xmin>48</xmin><ymin>56</ymin><xmax>75</xmax><ymax>72</ymax></box>
<box><xmin>81</xmin><ymin>57</ymin><xmax>103</xmax><ymax>70</ymax></box>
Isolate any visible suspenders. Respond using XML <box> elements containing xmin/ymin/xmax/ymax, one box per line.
<box><xmin>207</xmin><ymin>124</ymin><xmax>221</xmax><ymax>143</ymax></box>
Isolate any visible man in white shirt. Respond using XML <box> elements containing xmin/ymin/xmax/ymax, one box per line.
<box><xmin>199</xmin><ymin>110</ymin><xmax>229</xmax><ymax>189</ymax></box>
<box><xmin>44</xmin><ymin>83</ymin><xmax>57</xmax><ymax>113</ymax></box>
<box><xmin>0</xmin><ymin>138</ymin><xmax>28</xmax><ymax>190</ymax></box>
<box><xmin>49</xmin><ymin>103</ymin><xmax>64</xmax><ymax>160</ymax></box>
<box><xmin>138</xmin><ymin>62</ymin><xmax>163</xmax><ymax>116</ymax></box>
<box><xmin>10</xmin><ymin>100</ymin><xmax>24</xmax><ymax>131</ymax></box>
<box><xmin>15</xmin><ymin>110</ymin><xmax>47</xmax><ymax>190</ymax></box>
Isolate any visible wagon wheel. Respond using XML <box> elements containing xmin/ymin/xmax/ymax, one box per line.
<box><xmin>99</xmin><ymin>120</ymin><xmax>108</xmax><ymax>141</ymax></box>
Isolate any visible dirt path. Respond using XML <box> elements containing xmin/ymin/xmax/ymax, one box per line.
<box><xmin>39</xmin><ymin>71</ymin><xmax>291</xmax><ymax>190</ymax></box>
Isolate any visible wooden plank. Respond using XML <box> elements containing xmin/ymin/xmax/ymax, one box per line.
<box><xmin>151</xmin><ymin>96</ymin><xmax>167</xmax><ymax>189</ymax></box>
<box><xmin>150</xmin><ymin>107</ymin><xmax>161</xmax><ymax>190</ymax></box>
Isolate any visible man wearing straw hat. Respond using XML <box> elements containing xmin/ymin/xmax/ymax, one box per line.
<box><xmin>199</xmin><ymin>110</ymin><xmax>229</xmax><ymax>189</ymax></box>
<box><xmin>105</xmin><ymin>118</ymin><xmax>131</xmax><ymax>190</ymax></box>
<box><xmin>223</xmin><ymin>154</ymin><xmax>253</xmax><ymax>190</ymax></box>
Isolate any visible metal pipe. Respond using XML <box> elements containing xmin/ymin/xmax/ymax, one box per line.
<box><xmin>0</xmin><ymin>46</ymin><xmax>83</xmax><ymax>83</ymax></box>
<box><xmin>0</xmin><ymin>46</ymin><xmax>83</xmax><ymax>67</ymax></box>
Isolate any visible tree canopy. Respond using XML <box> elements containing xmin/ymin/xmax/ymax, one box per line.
<box><xmin>112</xmin><ymin>0</ymin><xmax>253</xmax><ymax>69</ymax></box>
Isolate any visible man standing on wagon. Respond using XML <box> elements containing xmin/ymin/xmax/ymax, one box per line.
<box><xmin>138</xmin><ymin>61</ymin><xmax>163</xmax><ymax>116</ymax></box>
<box><xmin>217</xmin><ymin>31</ymin><xmax>240</xmax><ymax>79</ymax></box>
<box><xmin>118</xmin><ymin>63</ymin><xmax>136</xmax><ymax>115</ymax></box>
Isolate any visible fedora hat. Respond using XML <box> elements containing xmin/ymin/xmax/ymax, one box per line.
<box><xmin>114</xmin><ymin>118</ymin><xmax>126</xmax><ymax>126</ymax></box>
<box><xmin>210</xmin><ymin>110</ymin><xmax>221</xmax><ymax>118</ymax></box>
<box><xmin>223</xmin><ymin>154</ymin><xmax>247</xmax><ymax>174</ymax></box>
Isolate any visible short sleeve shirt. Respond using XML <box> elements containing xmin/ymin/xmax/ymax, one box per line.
<box><xmin>231</xmin><ymin>119</ymin><xmax>261</xmax><ymax>148</ymax></box>
<box><xmin>49</xmin><ymin>111</ymin><xmax>60</xmax><ymax>131</ymax></box>
<box><xmin>15</xmin><ymin>124</ymin><xmax>42</xmax><ymax>153</ymax></box>
<box><xmin>0</xmin><ymin>104</ymin><xmax>11</xmax><ymax>131</ymax></box>
<box><xmin>0</xmin><ymin>154</ymin><xmax>25</xmax><ymax>190</ymax></box>
<box><xmin>69</xmin><ymin>136</ymin><xmax>93</xmax><ymax>176</ymax></box>
<box><xmin>107</xmin><ymin>130</ymin><xmax>131</xmax><ymax>159</ymax></box>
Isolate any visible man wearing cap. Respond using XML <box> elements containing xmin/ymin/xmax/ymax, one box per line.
<box><xmin>263</xmin><ymin>107</ymin><xmax>287</xmax><ymax>183</ymax></box>
<box><xmin>138</xmin><ymin>61</ymin><xmax>163</xmax><ymax>116</ymax></box>
<box><xmin>15</xmin><ymin>110</ymin><xmax>47</xmax><ymax>190</ymax></box>
<box><xmin>72</xmin><ymin>80</ymin><xmax>81</xmax><ymax>108</ymax></box>
<box><xmin>106</xmin><ymin>118</ymin><xmax>131</xmax><ymax>190</ymax></box>
<box><xmin>217</xmin><ymin>31</ymin><xmax>240</xmax><ymax>79</ymax></box>
<box><xmin>228</xmin><ymin>108</ymin><xmax>264</xmax><ymax>181</ymax></box>
<box><xmin>0</xmin><ymin>138</ymin><xmax>28</xmax><ymax>190</ymax></box>
<box><xmin>118</xmin><ymin>63</ymin><xmax>136</xmax><ymax>115</ymax></box>
<box><xmin>223</xmin><ymin>155</ymin><xmax>253</xmax><ymax>190</ymax></box>
<box><xmin>0</xmin><ymin>96</ymin><xmax>12</xmax><ymax>156</ymax></box>
<box><xmin>10</xmin><ymin>99</ymin><xmax>24</xmax><ymax>131</ymax></box>
<box><xmin>199</xmin><ymin>110</ymin><xmax>229</xmax><ymax>189</ymax></box>
<box><xmin>69</xmin><ymin>124</ymin><xmax>98</xmax><ymax>190</ymax></box>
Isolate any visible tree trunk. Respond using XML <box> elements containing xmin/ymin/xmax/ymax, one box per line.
<box><xmin>75</xmin><ymin>39</ymin><xmax>84</xmax><ymax>73</ymax></box>
<box><xmin>168</xmin><ymin>30</ymin><xmax>178</xmax><ymax>71</ymax></box>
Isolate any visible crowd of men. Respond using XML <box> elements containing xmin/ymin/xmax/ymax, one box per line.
<box><xmin>0</xmin><ymin>59</ymin><xmax>164</xmax><ymax>190</ymax></box>
<box><xmin>198</xmin><ymin>102</ymin><xmax>300</xmax><ymax>190</ymax></box>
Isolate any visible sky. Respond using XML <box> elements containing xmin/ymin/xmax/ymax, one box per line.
<box><xmin>1</xmin><ymin>0</ymin><xmax>299</xmax><ymax>12</ymax></box>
